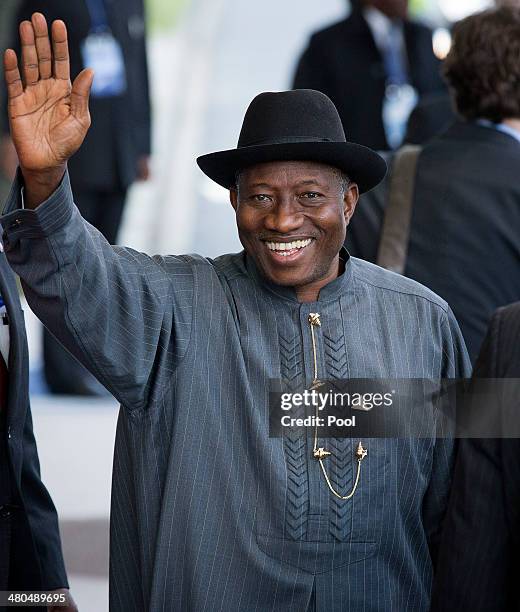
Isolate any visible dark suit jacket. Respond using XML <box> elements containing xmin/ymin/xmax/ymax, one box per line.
<box><xmin>4</xmin><ymin>0</ymin><xmax>151</xmax><ymax>191</ymax></box>
<box><xmin>0</xmin><ymin>245</ymin><xmax>67</xmax><ymax>591</ymax></box>
<box><xmin>292</xmin><ymin>7</ymin><xmax>445</xmax><ymax>150</ymax></box>
<box><xmin>346</xmin><ymin>121</ymin><xmax>520</xmax><ymax>364</ymax></box>
<box><xmin>430</xmin><ymin>302</ymin><xmax>520</xmax><ymax>612</ymax></box>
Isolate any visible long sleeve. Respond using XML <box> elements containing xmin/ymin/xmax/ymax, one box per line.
<box><xmin>421</xmin><ymin>308</ymin><xmax>472</xmax><ymax>568</ymax></box>
<box><xmin>441</xmin><ymin>307</ymin><xmax>473</xmax><ymax>379</ymax></box>
<box><xmin>0</xmin><ymin>170</ymin><xmax>194</xmax><ymax>411</ymax></box>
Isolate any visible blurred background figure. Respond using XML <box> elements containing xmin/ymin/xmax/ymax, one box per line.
<box><xmin>0</xmin><ymin>233</ymin><xmax>77</xmax><ymax>612</ymax></box>
<box><xmin>403</xmin><ymin>0</ymin><xmax>519</xmax><ymax>145</ymax></box>
<box><xmin>403</xmin><ymin>90</ymin><xmax>454</xmax><ymax>144</ymax></box>
<box><xmin>347</xmin><ymin>6</ymin><xmax>520</xmax><ymax>364</ymax></box>
<box><xmin>292</xmin><ymin>0</ymin><xmax>447</xmax><ymax>150</ymax></box>
<box><xmin>431</xmin><ymin>301</ymin><xmax>520</xmax><ymax>611</ymax></box>
<box><xmin>1</xmin><ymin>0</ymin><xmax>151</xmax><ymax>395</ymax></box>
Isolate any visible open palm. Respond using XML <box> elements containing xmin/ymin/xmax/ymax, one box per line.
<box><xmin>4</xmin><ymin>14</ymin><xmax>93</xmax><ymax>172</ymax></box>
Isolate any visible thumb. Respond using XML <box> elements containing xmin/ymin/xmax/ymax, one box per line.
<box><xmin>70</xmin><ymin>68</ymin><xmax>94</xmax><ymax>122</ymax></box>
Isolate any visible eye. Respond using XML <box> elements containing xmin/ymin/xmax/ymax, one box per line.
<box><xmin>300</xmin><ymin>191</ymin><xmax>323</xmax><ymax>200</ymax></box>
<box><xmin>252</xmin><ymin>194</ymin><xmax>272</xmax><ymax>202</ymax></box>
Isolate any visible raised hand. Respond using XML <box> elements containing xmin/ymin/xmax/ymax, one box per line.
<box><xmin>3</xmin><ymin>13</ymin><xmax>93</xmax><ymax>207</ymax></box>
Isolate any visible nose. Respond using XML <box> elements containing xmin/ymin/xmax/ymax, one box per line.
<box><xmin>263</xmin><ymin>199</ymin><xmax>304</xmax><ymax>234</ymax></box>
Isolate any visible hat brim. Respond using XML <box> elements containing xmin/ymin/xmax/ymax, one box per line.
<box><xmin>197</xmin><ymin>141</ymin><xmax>387</xmax><ymax>194</ymax></box>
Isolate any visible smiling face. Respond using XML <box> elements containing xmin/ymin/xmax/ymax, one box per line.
<box><xmin>230</xmin><ymin>160</ymin><xmax>359</xmax><ymax>302</ymax></box>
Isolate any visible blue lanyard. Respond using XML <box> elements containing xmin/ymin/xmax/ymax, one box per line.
<box><xmin>84</xmin><ymin>0</ymin><xmax>110</xmax><ymax>33</ymax></box>
<box><xmin>0</xmin><ymin>294</ymin><xmax>4</xmax><ymax>309</ymax></box>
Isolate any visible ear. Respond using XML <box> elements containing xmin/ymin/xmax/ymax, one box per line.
<box><xmin>230</xmin><ymin>187</ymin><xmax>238</xmax><ymax>211</ymax></box>
<box><xmin>343</xmin><ymin>183</ymin><xmax>359</xmax><ymax>225</ymax></box>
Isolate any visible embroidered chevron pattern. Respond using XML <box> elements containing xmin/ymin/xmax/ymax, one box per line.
<box><xmin>279</xmin><ymin>333</ymin><xmax>303</xmax><ymax>383</ymax></box>
<box><xmin>327</xmin><ymin>437</ymin><xmax>353</xmax><ymax>541</ymax></box>
<box><xmin>323</xmin><ymin>332</ymin><xmax>348</xmax><ymax>378</ymax></box>
<box><xmin>323</xmin><ymin>330</ymin><xmax>354</xmax><ymax>540</ymax></box>
<box><xmin>284</xmin><ymin>434</ymin><xmax>309</xmax><ymax>540</ymax></box>
<box><xmin>279</xmin><ymin>332</ymin><xmax>309</xmax><ymax>540</ymax></box>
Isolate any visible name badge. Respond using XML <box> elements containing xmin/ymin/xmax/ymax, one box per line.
<box><xmin>81</xmin><ymin>32</ymin><xmax>127</xmax><ymax>98</ymax></box>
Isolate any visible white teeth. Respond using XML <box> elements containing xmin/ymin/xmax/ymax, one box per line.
<box><xmin>265</xmin><ymin>239</ymin><xmax>312</xmax><ymax>252</ymax></box>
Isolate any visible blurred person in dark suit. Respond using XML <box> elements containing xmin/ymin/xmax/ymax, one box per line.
<box><xmin>1</xmin><ymin>0</ymin><xmax>152</xmax><ymax>395</ymax></box>
<box><xmin>346</xmin><ymin>7</ymin><xmax>520</xmax><ymax>364</ymax></box>
<box><xmin>430</xmin><ymin>302</ymin><xmax>520</xmax><ymax>611</ymax></box>
<box><xmin>0</xmin><ymin>245</ymin><xmax>76</xmax><ymax>609</ymax></box>
<box><xmin>292</xmin><ymin>0</ymin><xmax>446</xmax><ymax>150</ymax></box>
<box><xmin>403</xmin><ymin>91</ymin><xmax>455</xmax><ymax>145</ymax></box>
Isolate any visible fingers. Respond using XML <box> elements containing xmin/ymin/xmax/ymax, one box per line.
<box><xmin>32</xmin><ymin>13</ymin><xmax>52</xmax><ymax>79</ymax></box>
<box><xmin>70</xmin><ymin>69</ymin><xmax>93</xmax><ymax>123</ymax></box>
<box><xmin>10</xmin><ymin>13</ymin><xmax>70</xmax><ymax>92</ymax></box>
<box><xmin>51</xmin><ymin>19</ymin><xmax>70</xmax><ymax>81</ymax></box>
<box><xmin>19</xmin><ymin>20</ymin><xmax>39</xmax><ymax>86</ymax></box>
<box><xmin>3</xmin><ymin>49</ymin><xmax>23</xmax><ymax>100</ymax></box>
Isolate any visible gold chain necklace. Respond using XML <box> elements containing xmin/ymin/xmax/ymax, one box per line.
<box><xmin>308</xmin><ymin>312</ymin><xmax>367</xmax><ymax>500</ymax></box>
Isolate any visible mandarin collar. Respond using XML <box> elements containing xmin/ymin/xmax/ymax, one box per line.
<box><xmin>244</xmin><ymin>247</ymin><xmax>354</xmax><ymax>303</ymax></box>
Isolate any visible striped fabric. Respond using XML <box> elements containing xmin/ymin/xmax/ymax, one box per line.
<box><xmin>431</xmin><ymin>302</ymin><xmax>520</xmax><ymax>611</ymax></box>
<box><xmin>1</xmin><ymin>172</ymin><xmax>471</xmax><ymax>611</ymax></box>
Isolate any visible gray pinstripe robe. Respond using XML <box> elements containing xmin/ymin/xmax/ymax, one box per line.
<box><xmin>1</xmin><ymin>172</ymin><xmax>471</xmax><ymax>611</ymax></box>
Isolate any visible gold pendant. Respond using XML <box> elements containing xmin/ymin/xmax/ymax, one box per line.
<box><xmin>308</xmin><ymin>313</ymin><xmax>321</xmax><ymax>327</ymax></box>
<box><xmin>310</xmin><ymin>378</ymin><xmax>324</xmax><ymax>390</ymax></box>
<box><xmin>313</xmin><ymin>447</ymin><xmax>332</xmax><ymax>460</ymax></box>
<box><xmin>355</xmin><ymin>441</ymin><xmax>368</xmax><ymax>461</ymax></box>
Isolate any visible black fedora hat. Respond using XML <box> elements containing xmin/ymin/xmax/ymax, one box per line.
<box><xmin>197</xmin><ymin>89</ymin><xmax>387</xmax><ymax>193</ymax></box>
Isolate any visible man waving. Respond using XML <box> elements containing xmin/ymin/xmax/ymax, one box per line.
<box><xmin>2</xmin><ymin>13</ymin><xmax>470</xmax><ymax>612</ymax></box>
